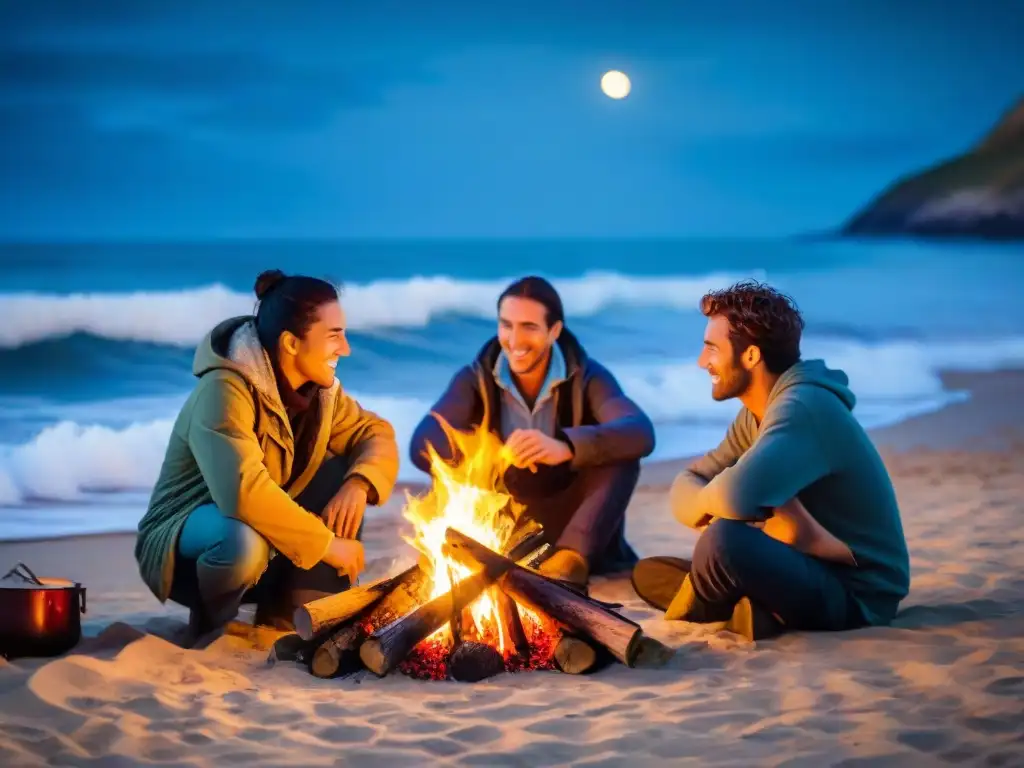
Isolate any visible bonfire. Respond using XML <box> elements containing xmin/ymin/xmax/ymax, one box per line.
<box><xmin>277</xmin><ymin>418</ymin><xmax>657</xmax><ymax>683</ymax></box>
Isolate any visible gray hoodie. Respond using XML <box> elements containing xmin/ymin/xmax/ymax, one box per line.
<box><xmin>670</xmin><ymin>359</ymin><xmax>910</xmax><ymax>625</ymax></box>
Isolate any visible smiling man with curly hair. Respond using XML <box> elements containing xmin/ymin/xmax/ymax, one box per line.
<box><xmin>632</xmin><ymin>281</ymin><xmax>910</xmax><ymax>641</ymax></box>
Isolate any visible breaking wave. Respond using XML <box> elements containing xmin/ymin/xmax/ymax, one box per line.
<box><xmin>0</xmin><ymin>270</ymin><xmax>756</xmax><ymax>348</ymax></box>
<box><xmin>3</xmin><ymin>334</ymin><xmax>1023</xmax><ymax>509</ymax></box>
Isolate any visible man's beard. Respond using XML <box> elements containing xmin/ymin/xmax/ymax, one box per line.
<box><xmin>711</xmin><ymin>364</ymin><xmax>752</xmax><ymax>401</ymax></box>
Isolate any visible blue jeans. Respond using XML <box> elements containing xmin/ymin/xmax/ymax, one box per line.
<box><xmin>689</xmin><ymin>519</ymin><xmax>866</xmax><ymax>631</ymax></box>
<box><xmin>168</xmin><ymin>455</ymin><xmax>360</xmax><ymax>632</ymax></box>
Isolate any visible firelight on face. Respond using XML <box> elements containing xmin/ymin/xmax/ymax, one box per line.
<box><xmin>699</xmin><ymin>314</ymin><xmax>752</xmax><ymax>402</ymax></box>
<box><xmin>295</xmin><ymin>300</ymin><xmax>350</xmax><ymax>388</ymax></box>
<box><xmin>497</xmin><ymin>296</ymin><xmax>561</xmax><ymax>376</ymax></box>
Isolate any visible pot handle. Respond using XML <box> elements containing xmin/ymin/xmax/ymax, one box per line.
<box><xmin>79</xmin><ymin>585</ymin><xmax>87</xmax><ymax>614</ymax></box>
<box><xmin>3</xmin><ymin>562</ymin><xmax>44</xmax><ymax>585</ymax></box>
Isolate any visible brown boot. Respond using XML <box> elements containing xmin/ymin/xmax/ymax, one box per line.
<box><xmin>725</xmin><ymin>597</ymin><xmax>784</xmax><ymax>642</ymax></box>
<box><xmin>665</xmin><ymin>577</ymin><xmax>784</xmax><ymax>642</ymax></box>
<box><xmin>631</xmin><ymin>556</ymin><xmax>692</xmax><ymax>611</ymax></box>
<box><xmin>663</xmin><ymin>574</ymin><xmax>732</xmax><ymax>622</ymax></box>
<box><xmin>538</xmin><ymin>549</ymin><xmax>590</xmax><ymax>588</ymax></box>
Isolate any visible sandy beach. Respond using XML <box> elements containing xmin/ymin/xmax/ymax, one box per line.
<box><xmin>1</xmin><ymin>369</ymin><xmax>1023</xmax><ymax>767</ymax></box>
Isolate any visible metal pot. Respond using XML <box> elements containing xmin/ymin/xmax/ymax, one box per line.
<box><xmin>0</xmin><ymin>562</ymin><xmax>87</xmax><ymax>659</ymax></box>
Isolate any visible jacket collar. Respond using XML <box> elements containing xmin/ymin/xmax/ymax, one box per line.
<box><xmin>492</xmin><ymin>342</ymin><xmax>567</xmax><ymax>409</ymax></box>
<box><xmin>225</xmin><ymin>319</ymin><xmax>338</xmax><ymax>434</ymax></box>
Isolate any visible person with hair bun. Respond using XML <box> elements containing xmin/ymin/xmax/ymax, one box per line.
<box><xmin>409</xmin><ymin>276</ymin><xmax>656</xmax><ymax>591</ymax></box>
<box><xmin>632</xmin><ymin>280</ymin><xmax>909</xmax><ymax>641</ymax></box>
<box><xmin>136</xmin><ymin>270</ymin><xmax>399</xmax><ymax>646</ymax></box>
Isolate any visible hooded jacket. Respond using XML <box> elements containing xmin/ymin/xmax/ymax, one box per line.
<box><xmin>670</xmin><ymin>359</ymin><xmax>910</xmax><ymax>625</ymax></box>
<box><xmin>408</xmin><ymin>329</ymin><xmax>655</xmax><ymax>482</ymax></box>
<box><xmin>135</xmin><ymin>316</ymin><xmax>399</xmax><ymax>602</ymax></box>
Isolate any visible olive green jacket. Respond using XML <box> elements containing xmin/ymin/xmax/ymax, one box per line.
<box><xmin>135</xmin><ymin>316</ymin><xmax>399</xmax><ymax>602</ymax></box>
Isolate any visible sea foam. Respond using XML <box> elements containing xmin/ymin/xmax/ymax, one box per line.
<box><xmin>0</xmin><ymin>271</ymin><xmax>755</xmax><ymax>348</ymax></box>
<box><xmin>2</xmin><ymin>334</ymin><xmax>1022</xmax><ymax>509</ymax></box>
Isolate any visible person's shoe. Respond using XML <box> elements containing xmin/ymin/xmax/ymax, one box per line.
<box><xmin>183</xmin><ymin>608</ymin><xmax>225</xmax><ymax>649</ymax></box>
<box><xmin>538</xmin><ymin>549</ymin><xmax>590</xmax><ymax>589</ymax></box>
<box><xmin>725</xmin><ymin>597</ymin><xmax>784</xmax><ymax>642</ymax></box>
<box><xmin>631</xmin><ymin>556</ymin><xmax>692</xmax><ymax>611</ymax></box>
<box><xmin>663</xmin><ymin>574</ymin><xmax>733</xmax><ymax>623</ymax></box>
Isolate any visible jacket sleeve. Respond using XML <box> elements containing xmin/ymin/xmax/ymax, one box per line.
<box><xmin>187</xmin><ymin>373</ymin><xmax>333</xmax><ymax>570</ymax></box>
<box><xmin>559</xmin><ymin>360</ymin><xmax>656</xmax><ymax>469</ymax></box>
<box><xmin>327</xmin><ymin>390</ymin><xmax>400</xmax><ymax>506</ymax></box>
<box><xmin>670</xmin><ymin>414</ymin><xmax>749</xmax><ymax>529</ymax></box>
<box><xmin>682</xmin><ymin>398</ymin><xmax>832</xmax><ymax>524</ymax></box>
<box><xmin>408</xmin><ymin>365</ymin><xmax>482</xmax><ymax>474</ymax></box>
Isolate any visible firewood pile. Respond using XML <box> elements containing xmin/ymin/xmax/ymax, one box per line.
<box><xmin>270</xmin><ymin>523</ymin><xmax>667</xmax><ymax>683</ymax></box>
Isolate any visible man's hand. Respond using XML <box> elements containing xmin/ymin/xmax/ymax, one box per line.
<box><xmin>761</xmin><ymin>498</ymin><xmax>857</xmax><ymax>566</ymax></box>
<box><xmin>322</xmin><ymin>537</ymin><xmax>365</xmax><ymax>581</ymax></box>
<box><xmin>505</xmin><ymin>429</ymin><xmax>573</xmax><ymax>471</ymax></box>
<box><xmin>321</xmin><ymin>477</ymin><xmax>370</xmax><ymax>539</ymax></box>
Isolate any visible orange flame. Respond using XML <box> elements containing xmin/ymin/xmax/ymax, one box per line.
<box><xmin>402</xmin><ymin>415</ymin><xmax>527</xmax><ymax>654</ymax></box>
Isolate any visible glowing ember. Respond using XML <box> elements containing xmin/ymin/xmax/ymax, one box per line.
<box><xmin>399</xmin><ymin>620</ymin><xmax>558</xmax><ymax>681</ymax></box>
<box><xmin>402</xmin><ymin>417</ymin><xmax>553</xmax><ymax>662</ymax></box>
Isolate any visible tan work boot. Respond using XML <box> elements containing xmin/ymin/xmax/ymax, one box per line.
<box><xmin>538</xmin><ymin>548</ymin><xmax>590</xmax><ymax>588</ymax></box>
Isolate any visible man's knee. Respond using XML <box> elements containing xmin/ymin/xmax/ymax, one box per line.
<box><xmin>204</xmin><ymin>518</ymin><xmax>271</xmax><ymax>587</ymax></box>
<box><xmin>691</xmin><ymin>519</ymin><xmax>754</xmax><ymax>575</ymax></box>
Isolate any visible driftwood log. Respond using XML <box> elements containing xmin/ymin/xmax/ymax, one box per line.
<box><xmin>446</xmin><ymin>565</ymin><xmax>505</xmax><ymax>682</ymax></box>
<box><xmin>310</xmin><ymin>566</ymin><xmax>431</xmax><ymax>678</ymax></box>
<box><xmin>293</xmin><ymin>565</ymin><xmax>421</xmax><ymax>641</ymax></box>
<box><xmin>504</xmin><ymin>519</ymin><xmax>544</xmax><ymax>559</ymax></box>
<box><xmin>553</xmin><ymin>635</ymin><xmax>598</xmax><ymax>674</ymax></box>
<box><xmin>353</xmin><ymin>522</ymin><xmax>547</xmax><ymax>677</ymax></box>
<box><xmin>306</xmin><ymin>520</ymin><xmax>548</xmax><ymax>680</ymax></box>
<box><xmin>359</xmin><ymin>562</ymin><xmax>504</xmax><ymax>677</ymax></box>
<box><xmin>445</xmin><ymin>528</ymin><xmax>644</xmax><ymax>667</ymax></box>
<box><xmin>449</xmin><ymin>641</ymin><xmax>505</xmax><ymax>682</ymax></box>
<box><xmin>495</xmin><ymin>585</ymin><xmax>530</xmax><ymax>658</ymax></box>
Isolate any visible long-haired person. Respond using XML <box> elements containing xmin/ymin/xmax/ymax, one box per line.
<box><xmin>136</xmin><ymin>270</ymin><xmax>398</xmax><ymax>646</ymax></box>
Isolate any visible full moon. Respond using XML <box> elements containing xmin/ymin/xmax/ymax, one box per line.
<box><xmin>600</xmin><ymin>70</ymin><xmax>631</xmax><ymax>99</ymax></box>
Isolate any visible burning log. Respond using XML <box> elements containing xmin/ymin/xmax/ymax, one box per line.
<box><xmin>447</xmin><ymin>563</ymin><xmax>466</xmax><ymax>646</ymax></box>
<box><xmin>359</xmin><ymin>564</ymin><xmax>502</xmax><ymax>677</ymax></box>
<box><xmin>310</xmin><ymin>566</ymin><xmax>430</xmax><ymax>679</ymax></box>
<box><xmin>449</xmin><ymin>641</ymin><xmax>505</xmax><ymax>682</ymax></box>
<box><xmin>293</xmin><ymin>565</ymin><xmax>421</xmax><ymax>641</ymax></box>
<box><xmin>444</xmin><ymin>561</ymin><xmax>506</xmax><ymax>683</ymax></box>
<box><xmin>445</xmin><ymin>528</ymin><xmax>644</xmax><ymax>667</ymax></box>
<box><xmin>495</xmin><ymin>585</ymin><xmax>530</xmax><ymax>659</ymax></box>
<box><xmin>355</xmin><ymin>521</ymin><xmax>547</xmax><ymax>678</ymax></box>
<box><xmin>503</xmin><ymin>519</ymin><xmax>546</xmax><ymax>562</ymax></box>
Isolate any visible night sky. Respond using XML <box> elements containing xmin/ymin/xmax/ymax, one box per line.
<box><xmin>1</xmin><ymin>1</ymin><xmax>1021</xmax><ymax>239</ymax></box>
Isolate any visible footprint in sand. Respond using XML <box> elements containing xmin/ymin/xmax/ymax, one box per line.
<box><xmin>180</xmin><ymin>730</ymin><xmax>215</xmax><ymax>746</ymax></box>
<box><xmin>366</xmin><ymin>712</ymin><xmax>449</xmax><ymax>733</ymax></box>
<box><xmin>895</xmin><ymin>728</ymin><xmax>951</xmax><ymax>753</ymax></box>
<box><xmin>377</xmin><ymin>736</ymin><xmax>465</xmax><ymax>757</ymax></box>
<box><xmin>448</xmin><ymin>724</ymin><xmax>503</xmax><ymax>744</ymax></box>
<box><xmin>983</xmin><ymin>675</ymin><xmax>1024</xmax><ymax>696</ymax></box>
<box><xmin>524</xmin><ymin>717</ymin><xmax>587</xmax><ymax>739</ymax></box>
<box><xmin>963</xmin><ymin>714</ymin><xmax>1021</xmax><ymax>735</ymax></box>
<box><xmin>316</xmin><ymin>724</ymin><xmax>378</xmax><ymax>744</ymax></box>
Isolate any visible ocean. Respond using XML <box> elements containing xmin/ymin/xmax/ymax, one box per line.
<box><xmin>2</xmin><ymin>237</ymin><xmax>1023</xmax><ymax>540</ymax></box>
